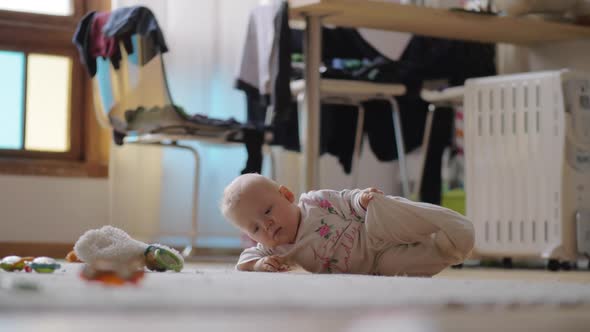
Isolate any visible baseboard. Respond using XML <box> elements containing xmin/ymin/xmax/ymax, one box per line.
<box><xmin>0</xmin><ymin>242</ymin><xmax>241</xmax><ymax>262</ymax></box>
<box><xmin>0</xmin><ymin>242</ymin><xmax>73</xmax><ymax>259</ymax></box>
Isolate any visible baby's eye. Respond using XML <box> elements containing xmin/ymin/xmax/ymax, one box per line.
<box><xmin>252</xmin><ymin>226</ymin><xmax>259</xmax><ymax>234</ymax></box>
<box><xmin>264</xmin><ymin>206</ymin><xmax>272</xmax><ymax>215</ymax></box>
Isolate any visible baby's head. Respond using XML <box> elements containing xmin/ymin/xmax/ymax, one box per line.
<box><xmin>221</xmin><ymin>174</ymin><xmax>301</xmax><ymax>248</ymax></box>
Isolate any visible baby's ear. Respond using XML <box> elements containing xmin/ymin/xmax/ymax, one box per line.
<box><xmin>279</xmin><ymin>185</ymin><xmax>295</xmax><ymax>203</ymax></box>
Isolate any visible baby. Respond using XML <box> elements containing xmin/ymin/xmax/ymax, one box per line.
<box><xmin>221</xmin><ymin>173</ymin><xmax>474</xmax><ymax>276</ymax></box>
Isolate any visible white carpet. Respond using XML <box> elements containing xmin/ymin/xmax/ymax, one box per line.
<box><xmin>1</xmin><ymin>263</ymin><xmax>590</xmax><ymax>313</ymax></box>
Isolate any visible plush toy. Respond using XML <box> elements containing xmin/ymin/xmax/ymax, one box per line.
<box><xmin>73</xmin><ymin>226</ymin><xmax>184</xmax><ymax>273</ymax></box>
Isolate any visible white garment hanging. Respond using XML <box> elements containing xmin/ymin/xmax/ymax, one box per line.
<box><xmin>236</xmin><ymin>3</ymin><xmax>280</xmax><ymax>95</ymax></box>
<box><xmin>357</xmin><ymin>28</ymin><xmax>411</xmax><ymax>61</ymax></box>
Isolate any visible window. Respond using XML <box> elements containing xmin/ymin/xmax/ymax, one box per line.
<box><xmin>0</xmin><ymin>0</ymin><xmax>74</xmax><ymax>16</ymax></box>
<box><xmin>0</xmin><ymin>0</ymin><xmax>109</xmax><ymax>177</ymax></box>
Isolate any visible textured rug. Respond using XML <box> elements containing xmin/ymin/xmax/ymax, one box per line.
<box><xmin>1</xmin><ymin>263</ymin><xmax>590</xmax><ymax>313</ymax></box>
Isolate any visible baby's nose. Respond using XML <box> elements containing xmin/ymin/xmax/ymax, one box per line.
<box><xmin>264</xmin><ymin>219</ymin><xmax>274</xmax><ymax>230</ymax></box>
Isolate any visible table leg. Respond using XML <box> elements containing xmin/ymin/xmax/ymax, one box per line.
<box><xmin>302</xmin><ymin>15</ymin><xmax>322</xmax><ymax>193</ymax></box>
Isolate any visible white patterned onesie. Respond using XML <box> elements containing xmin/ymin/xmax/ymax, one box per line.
<box><xmin>237</xmin><ymin>189</ymin><xmax>474</xmax><ymax>276</ymax></box>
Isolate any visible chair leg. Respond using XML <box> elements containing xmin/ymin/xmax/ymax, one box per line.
<box><xmin>269</xmin><ymin>146</ymin><xmax>277</xmax><ymax>181</ymax></box>
<box><xmin>389</xmin><ymin>97</ymin><xmax>410</xmax><ymax>198</ymax></box>
<box><xmin>167</xmin><ymin>143</ymin><xmax>201</xmax><ymax>257</ymax></box>
<box><xmin>351</xmin><ymin>103</ymin><xmax>366</xmax><ymax>188</ymax></box>
<box><xmin>297</xmin><ymin>91</ymin><xmax>321</xmax><ymax>192</ymax></box>
<box><xmin>414</xmin><ymin>105</ymin><xmax>435</xmax><ymax>200</ymax></box>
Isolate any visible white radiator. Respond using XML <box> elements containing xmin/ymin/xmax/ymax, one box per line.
<box><xmin>464</xmin><ymin>70</ymin><xmax>590</xmax><ymax>263</ymax></box>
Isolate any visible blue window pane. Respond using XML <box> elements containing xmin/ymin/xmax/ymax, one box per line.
<box><xmin>0</xmin><ymin>51</ymin><xmax>25</xmax><ymax>150</ymax></box>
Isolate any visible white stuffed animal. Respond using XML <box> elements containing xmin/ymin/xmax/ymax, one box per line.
<box><xmin>74</xmin><ymin>225</ymin><xmax>184</xmax><ymax>272</ymax></box>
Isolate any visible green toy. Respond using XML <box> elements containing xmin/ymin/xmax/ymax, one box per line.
<box><xmin>0</xmin><ymin>256</ymin><xmax>34</xmax><ymax>272</ymax></box>
<box><xmin>26</xmin><ymin>257</ymin><xmax>61</xmax><ymax>273</ymax></box>
<box><xmin>144</xmin><ymin>245</ymin><xmax>184</xmax><ymax>272</ymax></box>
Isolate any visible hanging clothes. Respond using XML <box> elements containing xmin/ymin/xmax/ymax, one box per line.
<box><xmin>73</xmin><ymin>11</ymin><xmax>98</xmax><ymax>76</ymax></box>
<box><xmin>73</xmin><ymin>6</ymin><xmax>168</xmax><ymax>77</ymax></box>
<box><xmin>102</xmin><ymin>6</ymin><xmax>168</xmax><ymax>63</ymax></box>
<box><xmin>234</xmin><ymin>3</ymin><xmax>496</xmax><ymax>205</ymax></box>
<box><xmin>74</xmin><ymin>6</ymin><xmax>266</xmax><ymax>176</ymax></box>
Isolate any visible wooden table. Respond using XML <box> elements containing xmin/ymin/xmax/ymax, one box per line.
<box><xmin>289</xmin><ymin>0</ymin><xmax>590</xmax><ymax>193</ymax></box>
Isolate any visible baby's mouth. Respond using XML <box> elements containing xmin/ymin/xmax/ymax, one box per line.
<box><xmin>273</xmin><ymin>227</ymin><xmax>282</xmax><ymax>239</ymax></box>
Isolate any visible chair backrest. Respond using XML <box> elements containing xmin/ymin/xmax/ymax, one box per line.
<box><xmin>91</xmin><ymin>36</ymin><xmax>173</xmax><ymax>133</ymax></box>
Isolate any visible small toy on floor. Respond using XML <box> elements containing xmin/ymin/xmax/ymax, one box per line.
<box><xmin>0</xmin><ymin>256</ymin><xmax>61</xmax><ymax>273</ymax></box>
<box><xmin>1</xmin><ymin>256</ymin><xmax>34</xmax><ymax>272</ymax></box>
<box><xmin>24</xmin><ymin>257</ymin><xmax>61</xmax><ymax>273</ymax></box>
<box><xmin>73</xmin><ymin>225</ymin><xmax>184</xmax><ymax>273</ymax></box>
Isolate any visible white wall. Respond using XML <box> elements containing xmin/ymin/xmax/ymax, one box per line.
<box><xmin>529</xmin><ymin>40</ymin><xmax>590</xmax><ymax>72</ymax></box>
<box><xmin>0</xmin><ymin>176</ymin><xmax>108</xmax><ymax>243</ymax></box>
<box><xmin>497</xmin><ymin>40</ymin><xmax>590</xmax><ymax>74</ymax></box>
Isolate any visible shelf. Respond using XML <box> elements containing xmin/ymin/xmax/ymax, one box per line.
<box><xmin>289</xmin><ymin>0</ymin><xmax>590</xmax><ymax>44</ymax></box>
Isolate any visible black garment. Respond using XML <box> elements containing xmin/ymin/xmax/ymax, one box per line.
<box><xmin>240</xmin><ymin>127</ymin><xmax>265</xmax><ymax>175</ymax></box>
<box><xmin>398</xmin><ymin>36</ymin><xmax>495</xmax><ymax>204</ymax></box>
<box><xmin>269</xmin><ymin>2</ymin><xmax>301</xmax><ymax>152</ymax></box>
<box><xmin>235</xmin><ymin>5</ymin><xmax>496</xmax><ymax>203</ymax></box>
<box><xmin>72</xmin><ymin>11</ymin><xmax>98</xmax><ymax>76</ymax></box>
<box><xmin>419</xmin><ymin>106</ymin><xmax>455</xmax><ymax>204</ymax></box>
<box><xmin>271</xmin><ymin>26</ymin><xmax>425</xmax><ymax>173</ymax></box>
<box><xmin>319</xmin><ymin>104</ymin><xmax>359</xmax><ymax>174</ymax></box>
<box><xmin>270</xmin><ymin>1</ymin><xmax>293</xmax><ymax>124</ymax></box>
<box><xmin>235</xmin><ymin>79</ymin><xmax>269</xmax><ymax>126</ymax></box>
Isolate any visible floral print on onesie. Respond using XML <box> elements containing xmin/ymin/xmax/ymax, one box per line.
<box><xmin>237</xmin><ymin>189</ymin><xmax>377</xmax><ymax>274</ymax></box>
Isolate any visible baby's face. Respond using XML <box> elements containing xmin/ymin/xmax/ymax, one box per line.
<box><xmin>229</xmin><ymin>181</ymin><xmax>301</xmax><ymax>248</ymax></box>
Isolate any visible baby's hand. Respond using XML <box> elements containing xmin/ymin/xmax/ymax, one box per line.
<box><xmin>360</xmin><ymin>187</ymin><xmax>383</xmax><ymax>210</ymax></box>
<box><xmin>254</xmin><ymin>255</ymin><xmax>289</xmax><ymax>272</ymax></box>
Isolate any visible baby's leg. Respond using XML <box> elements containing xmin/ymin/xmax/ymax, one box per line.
<box><xmin>373</xmin><ymin>240</ymin><xmax>451</xmax><ymax>277</ymax></box>
<box><xmin>366</xmin><ymin>195</ymin><xmax>474</xmax><ymax>263</ymax></box>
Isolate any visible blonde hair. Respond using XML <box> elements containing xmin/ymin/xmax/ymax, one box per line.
<box><xmin>220</xmin><ymin>173</ymin><xmax>277</xmax><ymax>221</ymax></box>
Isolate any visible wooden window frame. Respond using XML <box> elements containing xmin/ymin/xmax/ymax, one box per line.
<box><xmin>0</xmin><ymin>0</ymin><xmax>110</xmax><ymax>178</ymax></box>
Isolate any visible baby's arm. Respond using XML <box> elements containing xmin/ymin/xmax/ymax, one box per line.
<box><xmin>236</xmin><ymin>244</ymin><xmax>289</xmax><ymax>272</ymax></box>
<box><xmin>340</xmin><ymin>188</ymin><xmax>383</xmax><ymax>217</ymax></box>
<box><xmin>358</xmin><ymin>188</ymin><xmax>383</xmax><ymax>210</ymax></box>
<box><xmin>236</xmin><ymin>243</ymin><xmax>270</xmax><ymax>271</ymax></box>
<box><xmin>305</xmin><ymin>189</ymin><xmax>369</xmax><ymax>219</ymax></box>
<box><xmin>236</xmin><ymin>259</ymin><xmax>258</xmax><ymax>271</ymax></box>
